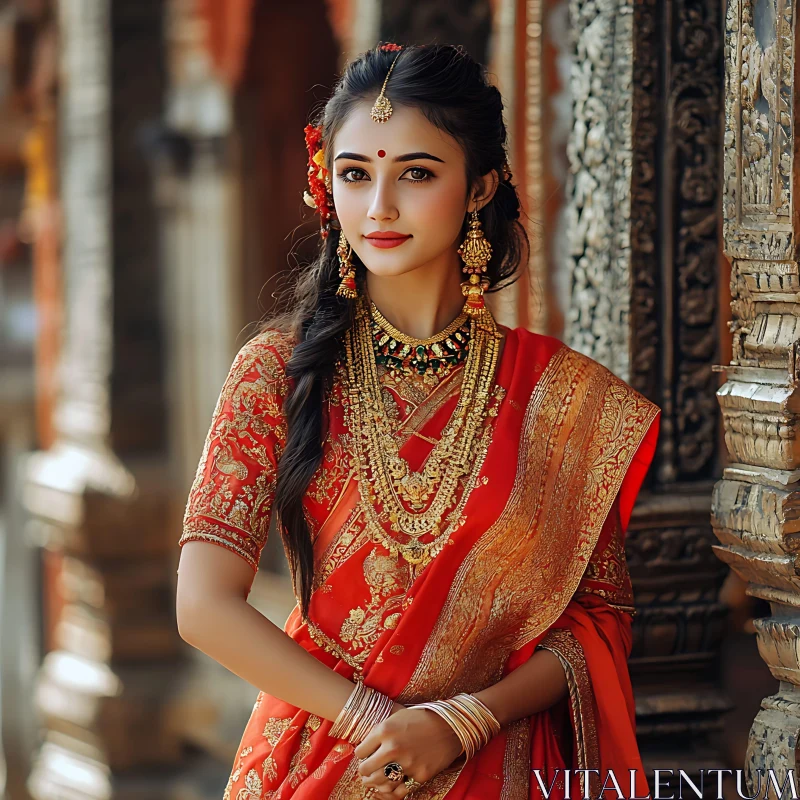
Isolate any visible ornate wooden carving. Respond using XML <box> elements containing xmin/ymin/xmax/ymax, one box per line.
<box><xmin>713</xmin><ymin>0</ymin><xmax>800</xmax><ymax>789</ymax></box>
<box><xmin>563</xmin><ymin>0</ymin><xmax>727</xmax><ymax>779</ymax></box>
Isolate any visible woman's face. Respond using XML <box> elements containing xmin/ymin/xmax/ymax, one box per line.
<box><xmin>331</xmin><ymin>101</ymin><xmax>471</xmax><ymax>278</ymax></box>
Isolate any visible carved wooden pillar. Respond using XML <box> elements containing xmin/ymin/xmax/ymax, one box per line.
<box><xmin>564</xmin><ymin>0</ymin><xmax>729</xmax><ymax>781</ymax></box>
<box><xmin>22</xmin><ymin>2</ymin><xmax>186</xmax><ymax>797</ymax></box>
<box><xmin>711</xmin><ymin>0</ymin><xmax>800</xmax><ymax>790</ymax></box>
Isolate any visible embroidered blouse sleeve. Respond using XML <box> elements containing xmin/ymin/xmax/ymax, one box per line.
<box><xmin>178</xmin><ymin>332</ymin><xmax>291</xmax><ymax>571</ymax></box>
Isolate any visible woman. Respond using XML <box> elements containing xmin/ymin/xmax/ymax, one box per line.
<box><xmin>175</xmin><ymin>43</ymin><xmax>660</xmax><ymax>800</ymax></box>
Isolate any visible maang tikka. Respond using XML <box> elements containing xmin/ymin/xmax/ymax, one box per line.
<box><xmin>371</xmin><ymin>44</ymin><xmax>403</xmax><ymax>123</ymax></box>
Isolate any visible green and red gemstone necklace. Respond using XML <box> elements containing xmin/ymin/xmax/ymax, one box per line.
<box><xmin>369</xmin><ymin>301</ymin><xmax>471</xmax><ymax>377</ymax></box>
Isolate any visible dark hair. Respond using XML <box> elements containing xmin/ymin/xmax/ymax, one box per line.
<box><xmin>266</xmin><ymin>43</ymin><xmax>528</xmax><ymax>619</ymax></box>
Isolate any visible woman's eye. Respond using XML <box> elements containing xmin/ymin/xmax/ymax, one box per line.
<box><xmin>338</xmin><ymin>168</ymin><xmax>369</xmax><ymax>183</ymax></box>
<box><xmin>404</xmin><ymin>168</ymin><xmax>433</xmax><ymax>182</ymax></box>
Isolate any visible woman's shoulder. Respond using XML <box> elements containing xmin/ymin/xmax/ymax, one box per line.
<box><xmin>503</xmin><ymin>325</ymin><xmax>566</xmax><ymax>372</ymax></box>
<box><xmin>222</xmin><ymin>328</ymin><xmax>297</xmax><ymax>407</ymax></box>
<box><xmin>505</xmin><ymin>325</ymin><xmax>562</xmax><ymax>352</ymax></box>
<box><xmin>506</xmin><ymin>326</ymin><xmax>660</xmax><ymax>411</ymax></box>
<box><xmin>234</xmin><ymin>328</ymin><xmax>296</xmax><ymax>372</ymax></box>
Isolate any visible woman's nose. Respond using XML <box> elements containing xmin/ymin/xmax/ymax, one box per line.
<box><xmin>367</xmin><ymin>181</ymin><xmax>399</xmax><ymax>222</ymax></box>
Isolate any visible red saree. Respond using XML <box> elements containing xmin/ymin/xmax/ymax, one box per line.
<box><xmin>179</xmin><ymin>323</ymin><xmax>661</xmax><ymax>800</ymax></box>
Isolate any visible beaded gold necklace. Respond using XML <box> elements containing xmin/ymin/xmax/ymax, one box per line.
<box><xmin>343</xmin><ymin>295</ymin><xmax>502</xmax><ymax>572</ymax></box>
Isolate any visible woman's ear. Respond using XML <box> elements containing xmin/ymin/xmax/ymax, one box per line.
<box><xmin>472</xmin><ymin>169</ymin><xmax>501</xmax><ymax>212</ymax></box>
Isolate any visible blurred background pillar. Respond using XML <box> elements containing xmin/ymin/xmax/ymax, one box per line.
<box><xmin>560</xmin><ymin>0</ymin><xmax>733</xmax><ymax>785</ymax></box>
<box><xmin>21</xmin><ymin>1</ymin><xmax>191</xmax><ymax>798</ymax></box>
<box><xmin>0</xmin><ymin>4</ymin><xmax>55</xmax><ymax>798</ymax></box>
<box><xmin>711</xmin><ymin>0</ymin><xmax>800</xmax><ymax>791</ymax></box>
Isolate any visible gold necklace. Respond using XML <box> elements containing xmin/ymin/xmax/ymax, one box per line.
<box><xmin>369</xmin><ymin>301</ymin><xmax>469</xmax><ymax>345</ymax></box>
<box><xmin>370</xmin><ymin>300</ymin><xmax>471</xmax><ymax>388</ymax></box>
<box><xmin>343</xmin><ymin>295</ymin><xmax>502</xmax><ymax>571</ymax></box>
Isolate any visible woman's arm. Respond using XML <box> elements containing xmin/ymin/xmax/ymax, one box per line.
<box><xmin>471</xmin><ymin>646</ymin><xmax>569</xmax><ymax>727</ymax></box>
<box><xmin>176</xmin><ymin>541</ymin><xmax>375</xmax><ymax>723</ymax></box>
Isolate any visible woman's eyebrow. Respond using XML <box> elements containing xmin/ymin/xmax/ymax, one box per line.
<box><xmin>334</xmin><ymin>151</ymin><xmax>445</xmax><ymax>163</ymax></box>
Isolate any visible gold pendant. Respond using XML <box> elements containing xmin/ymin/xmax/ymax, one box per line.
<box><xmin>371</xmin><ymin>94</ymin><xmax>392</xmax><ymax>123</ymax></box>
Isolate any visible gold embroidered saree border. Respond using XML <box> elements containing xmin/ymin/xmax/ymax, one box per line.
<box><xmin>500</xmin><ymin>719</ymin><xmax>532</xmax><ymax>800</ymax></box>
<box><xmin>398</xmin><ymin>345</ymin><xmax>659</xmax><ymax>700</ymax></box>
<box><xmin>536</xmin><ymin>628</ymin><xmax>600</xmax><ymax>798</ymax></box>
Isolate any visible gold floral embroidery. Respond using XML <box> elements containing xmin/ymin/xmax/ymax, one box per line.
<box><xmin>180</xmin><ymin>330</ymin><xmax>293</xmax><ymax>570</ymax></box>
<box><xmin>262</xmin><ymin>716</ymin><xmax>293</xmax><ymax>747</ymax></box>
<box><xmin>311</xmin><ymin>741</ymin><xmax>353</xmax><ymax>781</ymax></box>
<box><xmin>339</xmin><ymin>548</ymin><xmax>410</xmax><ymax>655</ymax></box>
<box><xmin>307</xmin><ymin>431</ymin><xmax>353</xmax><ymax>506</ymax></box>
<box><xmin>223</xmin><ymin>746</ymin><xmax>253</xmax><ymax>800</ymax></box>
<box><xmin>287</xmin><ymin>714</ymin><xmax>322</xmax><ymax>789</ymax></box>
<box><xmin>306</xmin><ymin>616</ymin><xmax>371</xmax><ymax>670</ymax></box>
<box><xmin>313</xmin><ymin>507</ymin><xmax>369</xmax><ymax>589</ymax></box>
<box><xmin>263</xmin><ymin>756</ymin><xmax>278</xmax><ymax>783</ymax></box>
<box><xmin>238</xmin><ymin>769</ymin><xmax>263</xmax><ymax>800</ymax></box>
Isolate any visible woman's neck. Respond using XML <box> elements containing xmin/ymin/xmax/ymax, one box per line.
<box><xmin>364</xmin><ymin>254</ymin><xmax>466</xmax><ymax>340</ymax></box>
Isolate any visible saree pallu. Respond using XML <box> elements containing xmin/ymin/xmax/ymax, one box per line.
<box><xmin>179</xmin><ymin>324</ymin><xmax>661</xmax><ymax>800</ymax></box>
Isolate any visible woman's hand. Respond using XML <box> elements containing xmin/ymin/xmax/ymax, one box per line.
<box><xmin>354</xmin><ymin>704</ymin><xmax>463</xmax><ymax>795</ymax></box>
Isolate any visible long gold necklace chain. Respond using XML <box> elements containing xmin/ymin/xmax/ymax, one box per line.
<box><xmin>343</xmin><ymin>297</ymin><xmax>501</xmax><ymax>563</ymax></box>
<box><xmin>349</xmin><ymin>298</ymin><xmax>496</xmax><ymax>530</ymax></box>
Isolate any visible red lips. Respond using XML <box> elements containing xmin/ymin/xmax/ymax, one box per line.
<box><xmin>364</xmin><ymin>231</ymin><xmax>412</xmax><ymax>249</ymax></box>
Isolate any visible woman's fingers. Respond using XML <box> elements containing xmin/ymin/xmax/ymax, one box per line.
<box><xmin>354</xmin><ymin>731</ymin><xmax>382</xmax><ymax>762</ymax></box>
<box><xmin>362</xmin><ymin>764</ymin><xmax>420</xmax><ymax>796</ymax></box>
<box><xmin>364</xmin><ymin>773</ymin><xmax>408</xmax><ymax>796</ymax></box>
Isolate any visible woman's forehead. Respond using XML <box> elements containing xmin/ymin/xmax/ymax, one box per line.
<box><xmin>334</xmin><ymin>102</ymin><xmax>462</xmax><ymax>158</ymax></box>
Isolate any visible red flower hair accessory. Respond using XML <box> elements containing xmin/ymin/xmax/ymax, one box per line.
<box><xmin>303</xmin><ymin>123</ymin><xmax>333</xmax><ymax>238</ymax></box>
<box><xmin>379</xmin><ymin>43</ymin><xmax>403</xmax><ymax>52</ymax></box>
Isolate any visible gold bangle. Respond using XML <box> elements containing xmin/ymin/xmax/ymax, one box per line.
<box><xmin>330</xmin><ymin>681</ymin><xmax>366</xmax><ymax>739</ymax></box>
<box><xmin>351</xmin><ymin>690</ymin><xmax>383</xmax><ymax>743</ymax></box>
<box><xmin>413</xmin><ymin>701</ymin><xmax>476</xmax><ymax>759</ymax></box>
<box><xmin>331</xmin><ymin>682</ymin><xmax>394</xmax><ymax>745</ymax></box>
<box><xmin>450</xmin><ymin>694</ymin><xmax>501</xmax><ymax>740</ymax></box>
<box><xmin>411</xmin><ymin>694</ymin><xmax>501</xmax><ymax>762</ymax></box>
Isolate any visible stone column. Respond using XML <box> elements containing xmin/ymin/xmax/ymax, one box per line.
<box><xmin>22</xmin><ymin>2</ymin><xmax>189</xmax><ymax>798</ymax></box>
<box><xmin>711</xmin><ymin>0</ymin><xmax>800</xmax><ymax>790</ymax></box>
<box><xmin>564</xmin><ymin>0</ymin><xmax>730</xmax><ymax>781</ymax></box>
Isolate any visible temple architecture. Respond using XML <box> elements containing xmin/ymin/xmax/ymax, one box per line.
<box><xmin>0</xmin><ymin>0</ymin><xmax>790</xmax><ymax>797</ymax></box>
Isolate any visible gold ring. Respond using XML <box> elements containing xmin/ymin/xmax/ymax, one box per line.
<box><xmin>404</xmin><ymin>776</ymin><xmax>423</xmax><ymax>791</ymax></box>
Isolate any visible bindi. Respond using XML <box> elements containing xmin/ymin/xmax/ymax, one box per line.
<box><xmin>377</xmin><ymin>149</ymin><xmax>386</xmax><ymax>158</ymax></box>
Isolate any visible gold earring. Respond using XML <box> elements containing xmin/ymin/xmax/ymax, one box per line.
<box><xmin>336</xmin><ymin>228</ymin><xmax>358</xmax><ymax>299</ymax></box>
<box><xmin>458</xmin><ymin>208</ymin><xmax>492</xmax><ymax>315</ymax></box>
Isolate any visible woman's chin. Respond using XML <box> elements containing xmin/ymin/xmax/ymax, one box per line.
<box><xmin>359</xmin><ymin>259</ymin><xmax>423</xmax><ymax>279</ymax></box>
